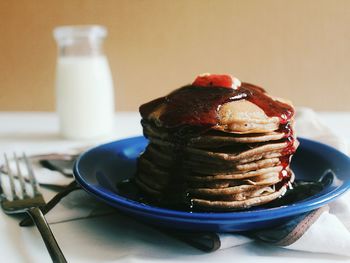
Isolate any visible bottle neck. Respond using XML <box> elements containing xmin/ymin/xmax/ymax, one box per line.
<box><xmin>56</xmin><ymin>37</ymin><xmax>105</xmax><ymax>57</ymax></box>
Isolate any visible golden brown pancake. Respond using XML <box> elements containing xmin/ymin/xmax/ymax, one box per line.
<box><xmin>142</xmin><ymin>121</ymin><xmax>286</xmax><ymax>148</ymax></box>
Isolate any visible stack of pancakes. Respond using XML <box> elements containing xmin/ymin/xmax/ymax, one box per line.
<box><xmin>135</xmin><ymin>78</ymin><xmax>298</xmax><ymax>211</ymax></box>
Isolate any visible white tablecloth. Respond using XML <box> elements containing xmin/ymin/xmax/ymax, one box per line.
<box><xmin>0</xmin><ymin>112</ymin><xmax>349</xmax><ymax>263</ymax></box>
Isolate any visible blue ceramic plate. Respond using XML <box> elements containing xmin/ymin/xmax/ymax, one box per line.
<box><xmin>73</xmin><ymin>136</ymin><xmax>350</xmax><ymax>232</ymax></box>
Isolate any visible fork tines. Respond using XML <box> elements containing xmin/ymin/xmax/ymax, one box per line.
<box><xmin>1</xmin><ymin>153</ymin><xmax>39</xmax><ymax>201</ymax></box>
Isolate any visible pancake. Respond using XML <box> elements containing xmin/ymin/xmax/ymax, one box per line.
<box><xmin>191</xmin><ymin>186</ymin><xmax>288</xmax><ymax>210</ymax></box>
<box><xmin>137</xmin><ymin>159</ymin><xmax>286</xmax><ymax>190</ymax></box>
<box><xmin>214</xmin><ymin>99</ymin><xmax>294</xmax><ymax>134</ymax></box>
<box><xmin>187</xmin><ymin>166</ymin><xmax>283</xmax><ymax>180</ymax></box>
<box><xmin>137</xmin><ymin>163</ymin><xmax>292</xmax><ymax>193</ymax></box>
<box><xmin>142</xmin><ymin>121</ymin><xmax>286</xmax><ymax>148</ymax></box>
<box><xmin>185</xmin><ymin>157</ymin><xmax>282</xmax><ymax>174</ymax></box>
<box><xmin>188</xmin><ymin>171</ymin><xmax>293</xmax><ymax>197</ymax></box>
<box><xmin>146</xmin><ymin>139</ymin><xmax>298</xmax><ymax>165</ymax></box>
<box><xmin>144</xmin><ymin>95</ymin><xmax>293</xmax><ymax>134</ymax></box>
<box><xmin>141</xmin><ymin>146</ymin><xmax>284</xmax><ymax>175</ymax></box>
<box><xmin>138</xmin><ymin>156</ymin><xmax>283</xmax><ymax>180</ymax></box>
<box><xmin>137</xmin><ymin>169</ymin><xmax>284</xmax><ymax>191</ymax></box>
<box><xmin>187</xmin><ymin>172</ymin><xmax>283</xmax><ymax>188</ymax></box>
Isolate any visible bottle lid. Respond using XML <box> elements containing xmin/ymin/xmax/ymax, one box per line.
<box><xmin>53</xmin><ymin>25</ymin><xmax>107</xmax><ymax>41</ymax></box>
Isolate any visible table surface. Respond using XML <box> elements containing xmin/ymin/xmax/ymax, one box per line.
<box><xmin>0</xmin><ymin>111</ymin><xmax>350</xmax><ymax>263</ymax></box>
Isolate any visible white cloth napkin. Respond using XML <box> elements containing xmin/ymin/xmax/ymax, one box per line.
<box><xmin>14</xmin><ymin>108</ymin><xmax>350</xmax><ymax>256</ymax></box>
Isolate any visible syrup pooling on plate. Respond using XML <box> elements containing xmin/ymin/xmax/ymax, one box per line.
<box><xmin>117</xmin><ymin>177</ymin><xmax>328</xmax><ymax>211</ymax></box>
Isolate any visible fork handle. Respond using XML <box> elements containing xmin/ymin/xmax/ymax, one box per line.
<box><xmin>27</xmin><ymin>207</ymin><xmax>67</xmax><ymax>263</ymax></box>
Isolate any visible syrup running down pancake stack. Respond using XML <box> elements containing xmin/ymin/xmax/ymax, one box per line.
<box><xmin>135</xmin><ymin>74</ymin><xmax>298</xmax><ymax>211</ymax></box>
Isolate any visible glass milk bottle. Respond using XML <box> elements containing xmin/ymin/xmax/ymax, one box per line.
<box><xmin>53</xmin><ymin>25</ymin><xmax>115</xmax><ymax>140</ymax></box>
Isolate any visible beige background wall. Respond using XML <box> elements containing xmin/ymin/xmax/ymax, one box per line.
<box><xmin>0</xmin><ymin>0</ymin><xmax>349</xmax><ymax>111</ymax></box>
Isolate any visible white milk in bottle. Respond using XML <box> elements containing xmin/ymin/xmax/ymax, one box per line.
<box><xmin>54</xmin><ymin>25</ymin><xmax>115</xmax><ymax>139</ymax></box>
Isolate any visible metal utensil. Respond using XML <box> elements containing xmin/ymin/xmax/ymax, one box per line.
<box><xmin>39</xmin><ymin>157</ymin><xmax>76</xmax><ymax>177</ymax></box>
<box><xmin>20</xmin><ymin>180</ymin><xmax>81</xmax><ymax>227</ymax></box>
<box><xmin>0</xmin><ymin>153</ymin><xmax>67</xmax><ymax>263</ymax></box>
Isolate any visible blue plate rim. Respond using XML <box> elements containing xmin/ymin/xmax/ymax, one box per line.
<box><xmin>73</xmin><ymin>136</ymin><xmax>350</xmax><ymax>222</ymax></box>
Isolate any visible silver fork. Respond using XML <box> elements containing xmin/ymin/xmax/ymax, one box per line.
<box><xmin>0</xmin><ymin>153</ymin><xmax>67</xmax><ymax>263</ymax></box>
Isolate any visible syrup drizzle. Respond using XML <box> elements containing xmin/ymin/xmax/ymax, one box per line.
<box><xmin>140</xmin><ymin>82</ymin><xmax>294</xmax><ymax>129</ymax></box>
